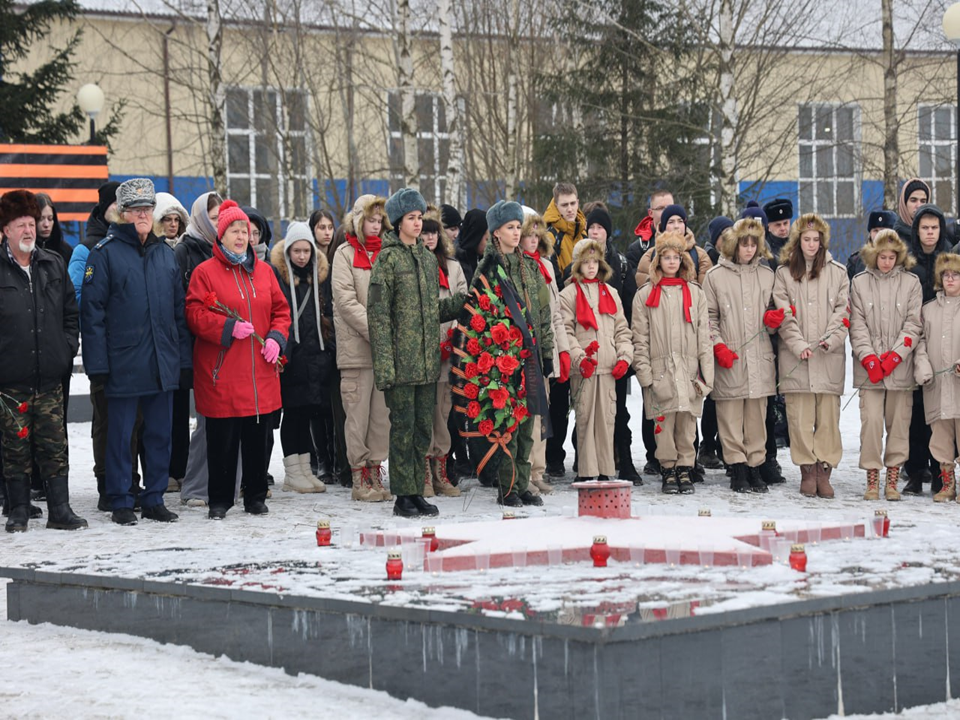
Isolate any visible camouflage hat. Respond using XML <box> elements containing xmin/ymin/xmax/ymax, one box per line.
<box><xmin>117</xmin><ymin>178</ymin><xmax>156</xmax><ymax>210</ymax></box>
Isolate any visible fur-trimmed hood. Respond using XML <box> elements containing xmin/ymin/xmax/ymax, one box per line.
<box><xmin>569</xmin><ymin>239</ymin><xmax>612</xmax><ymax>282</ymax></box>
<box><xmin>521</xmin><ymin>211</ymin><xmax>553</xmax><ymax>258</ymax></box>
<box><xmin>649</xmin><ymin>231</ymin><xmax>695</xmax><ymax>284</ymax></box>
<box><xmin>720</xmin><ymin>217</ymin><xmax>771</xmax><ymax>263</ymax></box>
<box><xmin>779</xmin><ymin>213</ymin><xmax>830</xmax><ymax>266</ymax></box>
<box><xmin>271</xmin><ymin>237</ymin><xmax>330</xmax><ymax>287</ymax></box>
<box><xmin>934</xmin><ymin>252</ymin><xmax>960</xmax><ymax>291</ymax></box>
<box><xmin>860</xmin><ymin>229</ymin><xmax>915</xmax><ymax>271</ymax></box>
<box><xmin>342</xmin><ymin>194</ymin><xmax>391</xmax><ymax>237</ymax></box>
<box><xmin>152</xmin><ymin>192</ymin><xmax>189</xmax><ymax>237</ymax></box>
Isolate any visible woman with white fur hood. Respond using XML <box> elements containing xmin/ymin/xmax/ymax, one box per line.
<box><xmin>153</xmin><ymin>192</ymin><xmax>189</xmax><ymax>248</ymax></box>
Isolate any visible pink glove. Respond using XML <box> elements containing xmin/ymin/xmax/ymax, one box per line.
<box><xmin>262</xmin><ymin>338</ymin><xmax>280</xmax><ymax>363</ymax></box>
<box><xmin>232</xmin><ymin>321</ymin><xmax>255</xmax><ymax>340</ymax></box>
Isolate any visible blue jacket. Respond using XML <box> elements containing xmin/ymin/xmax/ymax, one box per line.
<box><xmin>68</xmin><ymin>243</ymin><xmax>89</xmax><ymax>307</ymax></box>
<box><xmin>80</xmin><ymin>223</ymin><xmax>192</xmax><ymax>397</ymax></box>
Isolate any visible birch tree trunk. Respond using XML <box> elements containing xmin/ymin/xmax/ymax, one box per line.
<box><xmin>438</xmin><ymin>0</ymin><xmax>464</xmax><ymax>208</ymax></box>
<box><xmin>881</xmin><ymin>0</ymin><xmax>899</xmax><ymax>209</ymax></box>
<box><xmin>717</xmin><ymin>0</ymin><xmax>738</xmax><ymax>216</ymax></box>
<box><xmin>396</xmin><ymin>0</ymin><xmax>419</xmax><ymax>190</ymax></box>
<box><xmin>504</xmin><ymin>0</ymin><xmax>521</xmax><ymax>199</ymax></box>
<box><xmin>206</xmin><ymin>0</ymin><xmax>226</xmax><ymax>194</ymax></box>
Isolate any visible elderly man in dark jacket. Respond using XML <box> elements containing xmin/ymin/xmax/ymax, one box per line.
<box><xmin>81</xmin><ymin>178</ymin><xmax>192</xmax><ymax>526</ymax></box>
<box><xmin>0</xmin><ymin>190</ymin><xmax>86</xmax><ymax>532</ymax></box>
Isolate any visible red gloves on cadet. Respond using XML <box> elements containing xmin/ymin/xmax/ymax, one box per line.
<box><xmin>559</xmin><ymin>351</ymin><xmax>571</xmax><ymax>383</ymax></box>
<box><xmin>713</xmin><ymin>343</ymin><xmax>739</xmax><ymax>369</ymax></box>
<box><xmin>862</xmin><ymin>354</ymin><xmax>884</xmax><ymax>384</ymax></box>
<box><xmin>612</xmin><ymin>360</ymin><xmax>629</xmax><ymax>379</ymax></box>
<box><xmin>763</xmin><ymin>308</ymin><xmax>785</xmax><ymax>329</ymax></box>
<box><xmin>880</xmin><ymin>351</ymin><xmax>902</xmax><ymax>377</ymax></box>
<box><xmin>579</xmin><ymin>358</ymin><xmax>596</xmax><ymax>379</ymax></box>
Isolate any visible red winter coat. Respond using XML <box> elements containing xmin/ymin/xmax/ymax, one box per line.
<box><xmin>185</xmin><ymin>241</ymin><xmax>290</xmax><ymax>418</ymax></box>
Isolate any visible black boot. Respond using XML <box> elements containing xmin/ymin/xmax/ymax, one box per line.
<box><xmin>730</xmin><ymin>463</ymin><xmax>751</xmax><ymax>493</ymax></box>
<box><xmin>676</xmin><ymin>466</ymin><xmax>696</xmax><ymax>494</ymax></box>
<box><xmin>96</xmin><ymin>474</ymin><xmax>111</xmax><ymax>511</ymax></box>
<box><xmin>616</xmin><ymin>443</ymin><xmax>642</xmax><ymax>483</ymax></box>
<box><xmin>643</xmin><ymin>459</ymin><xmax>662</xmax><ymax>477</ymax></box>
<box><xmin>660</xmin><ymin>466</ymin><xmax>679</xmax><ymax>495</ymax></box>
<box><xmin>519</xmin><ymin>490</ymin><xmax>543</xmax><ymax>506</ymax></box>
<box><xmin>747</xmin><ymin>466</ymin><xmax>769</xmax><ymax>494</ymax></box>
<box><xmin>759</xmin><ymin>458</ymin><xmax>785</xmax><ymax>485</ymax></box>
<box><xmin>393</xmin><ymin>495</ymin><xmax>421</xmax><ymax>518</ymax></box>
<box><xmin>44</xmin><ymin>477</ymin><xmax>88</xmax><ymax>530</ymax></box>
<box><xmin>410</xmin><ymin>494</ymin><xmax>439</xmax><ymax>517</ymax></box>
<box><xmin>498</xmin><ymin>487</ymin><xmax>523</xmax><ymax>507</ymax></box>
<box><xmin>901</xmin><ymin>469</ymin><xmax>924</xmax><ymax>496</ymax></box>
<box><xmin>698</xmin><ymin>447</ymin><xmax>723</xmax><ymax>470</ymax></box>
<box><xmin>4</xmin><ymin>478</ymin><xmax>30</xmax><ymax>532</ymax></box>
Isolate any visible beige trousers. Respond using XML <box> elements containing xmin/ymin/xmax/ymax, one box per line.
<box><xmin>654</xmin><ymin>411</ymin><xmax>697</xmax><ymax>468</ymax></box>
<box><xmin>428</xmin><ymin>382</ymin><xmax>453</xmax><ymax>458</ymax></box>
<box><xmin>340</xmin><ymin>367</ymin><xmax>390</xmax><ymax>467</ymax></box>
<box><xmin>930</xmin><ymin>418</ymin><xmax>960</xmax><ymax>465</ymax></box>
<box><xmin>785</xmin><ymin>392</ymin><xmax>842</xmax><ymax>468</ymax></box>
<box><xmin>716</xmin><ymin>397</ymin><xmax>767</xmax><ymax>467</ymax></box>
<box><xmin>530</xmin><ymin>416</ymin><xmax>546</xmax><ymax>483</ymax></box>
<box><xmin>858</xmin><ymin>389</ymin><xmax>912</xmax><ymax>470</ymax></box>
<box><xmin>571</xmin><ymin>374</ymin><xmax>617</xmax><ymax>477</ymax></box>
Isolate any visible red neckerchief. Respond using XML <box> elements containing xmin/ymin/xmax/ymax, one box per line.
<box><xmin>574</xmin><ymin>281</ymin><xmax>599</xmax><ymax>330</ymax></box>
<box><xmin>524</xmin><ymin>250</ymin><xmax>552</xmax><ymax>284</ymax></box>
<box><xmin>645</xmin><ymin>277</ymin><xmax>692</xmax><ymax>323</ymax></box>
<box><xmin>346</xmin><ymin>234</ymin><xmax>381</xmax><ymax>269</ymax></box>
<box><xmin>634</xmin><ymin>215</ymin><xmax>654</xmax><ymax>241</ymax></box>
<box><xmin>438</xmin><ymin>265</ymin><xmax>449</xmax><ymax>289</ymax></box>
<box><xmin>581</xmin><ymin>278</ymin><xmax>616</xmax><ymax>314</ymax></box>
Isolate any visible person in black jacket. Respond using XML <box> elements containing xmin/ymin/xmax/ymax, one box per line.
<box><xmin>762</xmin><ymin>198</ymin><xmax>792</xmax><ymax>271</ymax></box>
<box><xmin>454</xmin><ymin>208</ymin><xmax>487</xmax><ymax>287</ymax></box>
<box><xmin>846</xmin><ymin>210</ymin><xmax>898</xmax><ymax>280</ymax></box>
<box><xmin>0</xmin><ymin>190</ymin><xmax>86</xmax><ymax>532</ymax></box>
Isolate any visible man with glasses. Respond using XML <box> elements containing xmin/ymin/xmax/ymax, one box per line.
<box><xmin>81</xmin><ymin>178</ymin><xmax>192</xmax><ymax>525</ymax></box>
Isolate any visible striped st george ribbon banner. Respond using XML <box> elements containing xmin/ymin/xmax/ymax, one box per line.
<box><xmin>0</xmin><ymin>144</ymin><xmax>109</xmax><ymax>221</ymax></box>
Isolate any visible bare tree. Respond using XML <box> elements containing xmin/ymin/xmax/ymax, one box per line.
<box><xmin>395</xmin><ymin>0</ymin><xmax>419</xmax><ymax>189</ymax></box>
<box><xmin>206</xmin><ymin>0</ymin><xmax>226</xmax><ymax>193</ymax></box>
<box><xmin>438</xmin><ymin>0</ymin><xmax>465</xmax><ymax>208</ymax></box>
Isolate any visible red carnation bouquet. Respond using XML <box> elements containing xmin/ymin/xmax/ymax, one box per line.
<box><xmin>204</xmin><ymin>291</ymin><xmax>288</xmax><ymax>373</ymax></box>
<box><xmin>0</xmin><ymin>390</ymin><xmax>30</xmax><ymax>439</ymax></box>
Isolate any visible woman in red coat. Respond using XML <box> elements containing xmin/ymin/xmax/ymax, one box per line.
<box><xmin>186</xmin><ymin>201</ymin><xmax>290</xmax><ymax>519</ymax></box>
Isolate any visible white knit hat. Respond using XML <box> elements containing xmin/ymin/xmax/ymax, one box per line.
<box><xmin>285</xmin><ymin>221</ymin><xmax>313</xmax><ymax>245</ymax></box>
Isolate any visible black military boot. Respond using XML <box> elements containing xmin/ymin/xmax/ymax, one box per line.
<box><xmin>759</xmin><ymin>458</ymin><xmax>785</xmax><ymax>485</ymax></box>
<box><xmin>410</xmin><ymin>495</ymin><xmax>439</xmax><ymax>517</ymax></box>
<box><xmin>660</xmin><ymin>466</ymin><xmax>679</xmax><ymax>495</ymax></box>
<box><xmin>730</xmin><ymin>463</ymin><xmax>751</xmax><ymax>493</ymax></box>
<box><xmin>676</xmin><ymin>466</ymin><xmax>696</xmax><ymax>494</ymax></box>
<box><xmin>698</xmin><ymin>446</ymin><xmax>723</xmax><ymax>470</ymax></box>
<box><xmin>45</xmin><ymin>477</ymin><xmax>88</xmax><ymax>530</ymax></box>
<box><xmin>5</xmin><ymin>478</ymin><xmax>31</xmax><ymax>532</ymax></box>
<box><xmin>747</xmin><ymin>466</ymin><xmax>769</xmax><ymax>494</ymax></box>
<box><xmin>616</xmin><ymin>442</ymin><xmax>642</xmax><ymax>484</ymax></box>
<box><xmin>497</xmin><ymin>487</ymin><xmax>523</xmax><ymax>507</ymax></box>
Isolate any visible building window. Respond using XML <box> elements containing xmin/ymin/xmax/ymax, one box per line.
<box><xmin>226</xmin><ymin>86</ymin><xmax>310</xmax><ymax>220</ymax></box>
<box><xmin>918</xmin><ymin>105</ymin><xmax>956</xmax><ymax>216</ymax></box>
<box><xmin>387</xmin><ymin>92</ymin><xmax>452</xmax><ymax>203</ymax></box>
<box><xmin>798</xmin><ymin>104</ymin><xmax>859</xmax><ymax>217</ymax></box>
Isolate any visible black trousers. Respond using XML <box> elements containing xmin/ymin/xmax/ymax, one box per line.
<box><xmin>169</xmin><ymin>387</ymin><xmax>191</xmax><ymax>480</ymax></box>
<box><xmin>327</xmin><ymin>368</ymin><xmax>349</xmax><ymax>478</ymax></box>
<box><xmin>205</xmin><ymin>415</ymin><xmax>269</xmax><ymax>510</ymax></box>
<box><xmin>545</xmin><ymin>378</ymin><xmax>570</xmax><ymax>468</ymax></box>
<box><xmin>764</xmin><ymin>396</ymin><xmax>778</xmax><ymax>461</ymax></box>
<box><xmin>613</xmin><ymin>375</ymin><xmax>633</xmax><ymax>468</ymax></box>
<box><xmin>905</xmin><ymin>388</ymin><xmax>935</xmax><ymax>477</ymax></box>
<box><xmin>282</xmin><ymin>405</ymin><xmax>322</xmax><ymax>457</ymax></box>
<box><xmin>701</xmin><ymin>396</ymin><xmax>719</xmax><ymax>453</ymax></box>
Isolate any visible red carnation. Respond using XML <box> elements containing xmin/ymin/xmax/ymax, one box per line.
<box><xmin>504</xmin><ymin>306</ymin><xmax>512</xmax><ymax>319</ymax></box>
<box><xmin>17</xmin><ymin>402</ymin><xmax>28</xmax><ymax>414</ymax></box>
<box><xmin>509</xmin><ymin>327</ymin><xmax>523</xmax><ymax>345</ymax></box>
<box><xmin>520</xmin><ymin>349</ymin><xmax>531</xmax><ymax>359</ymax></box>
<box><xmin>512</xmin><ymin>404</ymin><xmax>528</xmax><ymax>422</ymax></box>
<box><xmin>478</xmin><ymin>419</ymin><xmax>494</xmax><ymax>436</ymax></box>
<box><xmin>484</xmin><ymin>337</ymin><xmax>493</xmax><ymax>346</ymax></box>
<box><xmin>478</xmin><ymin>294</ymin><xmax>492</xmax><ymax>310</ymax></box>
<box><xmin>842</xmin><ymin>317</ymin><xmax>850</xmax><ymax>328</ymax></box>
<box><xmin>496</xmin><ymin>354</ymin><xmax>520</xmax><ymax>376</ymax></box>
<box><xmin>467</xmin><ymin>401</ymin><xmax>481</xmax><ymax>419</ymax></box>
<box><xmin>470</xmin><ymin>314</ymin><xmax>487</xmax><ymax>332</ymax></box>
<box><xmin>477</xmin><ymin>352</ymin><xmax>495</xmax><ymax>373</ymax></box>
<box><xmin>204</xmin><ymin>291</ymin><xmax>218</xmax><ymax>307</ymax></box>
<box><xmin>654</xmin><ymin>425</ymin><xmax>662</xmax><ymax>435</ymax></box>
<box><xmin>494</xmin><ymin>285</ymin><xmax>503</xmax><ymax>298</ymax></box>
<box><xmin>463</xmin><ymin>383</ymin><xmax>479</xmax><ymax>399</ymax></box>
<box><xmin>656</xmin><ymin>415</ymin><xmax>665</xmax><ymax>422</ymax></box>
<box><xmin>585</xmin><ymin>340</ymin><xmax>600</xmax><ymax>357</ymax></box>
<box><xmin>491</xmin><ymin>323</ymin><xmax>510</xmax><ymax>345</ymax></box>
<box><xmin>500</xmin><ymin>342</ymin><xmax>511</xmax><ymax>351</ymax></box>
<box><xmin>789</xmin><ymin>305</ymin><xmax>797</xmax><ymax>316</ymax></box>
<box><xmin>480</xmin><ymin>375</ymin><xmax>491</xmax><ymax>386</ymax></box>
<box><xmin>507</xmin><ymin>420</ymin><xmax>519</xmax><ymax>433</ymax></box>
<box><xmin>464</xmin><ymin>362</ymin><xmax>480</xmax><ymax>379</ymax></box>
<box><xmin>17</xmin><ymin>426</ymin><xmax>29</xmax><ymax>439</ymax></box>
<box><xmin>488</xmin><ymin>387</ymin><xmax>509</xmax><ymax>409</ymax></box>
<box><xmin>904</xmin><ymin>337</ymin><xmax>913</xmax><ymax>348</ymax></box>
<box><xmin>467</xmin><ymin>338</ymin><xmax>482</xmax><ymax>355</ymax></box>
<box><xmin>518</xmin><ymin>385</ymin><xmax>526</xmax><ymax>399</ymax></box>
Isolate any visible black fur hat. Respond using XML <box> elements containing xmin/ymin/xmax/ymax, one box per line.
<box><xmin>0</xmin><ymin>190</ymin><xmax>41</xmax><ymax>228</ymax></box>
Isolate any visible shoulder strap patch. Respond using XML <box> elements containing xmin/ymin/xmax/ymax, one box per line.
<box><xmin>94</xmin><ymin>235</ymin><xmax>114</xmax><ymax>250</ymax></box>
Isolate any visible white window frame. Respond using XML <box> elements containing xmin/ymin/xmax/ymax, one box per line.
<box><xmin>918</xmin><ymin>104</ymin><xmax>956</xmax><ymax>217</ymax></box>
<box><xmin>797</xmin><ymin>103</ymin><xmax>860</xmax><ymax>218</ymax></box>
<box><xmin>387</xmin><ymin>91</ymin><xmax>456</xmax><ymax>202</ymax></box>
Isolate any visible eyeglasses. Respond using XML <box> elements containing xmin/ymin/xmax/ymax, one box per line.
<box><xmin>125</xmin><ymin>207</ymin><xmax>155</xmax><ymax>217</ymax></box>
<box><xmin>944</xmin><ymin>272</ymin><xmax>960</xmax><ymax>281</ymax></box>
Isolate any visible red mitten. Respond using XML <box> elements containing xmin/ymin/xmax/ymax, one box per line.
<box><xmin>559</xmin><ymin>351</ymin><xmax>571</xmax><ymax>383</ymax></box>
<box><xmin>612</xmin><ymin>360</ymin><xmax>629</xmax><ymax>379</ymax></box>
<box><xmin>763</xmin><ymin>308</ymin><xmax>785</xmax><ymax>329</ymax></box>
<box><xmin>713</xmin><ymin>343</ymin><xmax>739</xmax><ymax>369</ymax></box>
<box><xmin>862</xmin><ymin>354</ymin><xmax>884</xmax><ymax>384</ymax></box>
<box><xmin>880</xmin><ymin>351</ymin><xmax>902</xmax><ymax>377</ymax></box>
<box><xmin>579</xmin><ymin>358</ymin><xmax>596</xmax><ymax>379</ymax></box>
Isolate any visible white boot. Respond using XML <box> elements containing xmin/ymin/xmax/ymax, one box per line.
<box><xmin>282</xmin><ymin>455</ymin><xmax>320</xmax><ymax>493</ymax></box>
<box><xmin>298</xmin><ymin>454</ymin><xmax>326</xmax><ymax>492</ymax></box>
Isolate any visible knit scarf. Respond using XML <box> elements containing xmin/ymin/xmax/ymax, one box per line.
<box><xmin>645</xmin><ymin>277</ymin><xmax>692</xmax><ymax>323</ymax></box>
<box><xmin>346</xmin><ymin>234</ymin><xmax>381</xmax><ymax>269</ymax></box>
<box><xmin>438</xmin><ymin>265</ymin><xmax>449</xmax><ymax>289</ymax></box>
<box><xmin>574</xmin><ymin>279</ymin><xmax>616</xmax><ymax>330</ymax></box>
<box><xmin>523</xmin><ymin>250</ymin><xmax>552</xmax><ymax>284</ymax></box>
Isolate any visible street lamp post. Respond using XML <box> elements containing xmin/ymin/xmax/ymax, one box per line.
<box><xmin>943</xmin><ymin>4</ymin><xmax>960</xmax><ymax>217</ymax></box>
<box><xmin>76</xmin><ymin>83</ymin><xmax>105</xmax><ymax>145</ymax></box>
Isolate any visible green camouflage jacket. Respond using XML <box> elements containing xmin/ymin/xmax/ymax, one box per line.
<box><xmin>368</xmin><ymin>231</ymin><xmax>466</xmax><ymax>389</ymax></box>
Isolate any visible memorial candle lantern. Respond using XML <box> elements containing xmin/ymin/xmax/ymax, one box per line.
<box><xmin>315</xmin><ymin>520</ymin><xmax>332</xmax><ymax>547</ymax></box>
<box><xmin>422</xmin><ymin>526</ymin><xmax>439</xmax><ymax>552</ymax></box>
<box><xmin>386</xmin><ymin>549</ymin><xmax>403</xmax><ymax>580</ymax></box>
<box><xmin>761</xmin><ymin>520</ymin><xmax>778</xmax><ymax>536</ymax></box>
<box><xmin>698</xmin><ymin>509</ymin><xmax>711</xmax><ymax>517</ymax></box>
<box><xmin>502</xmin><ymin>511</ymin><xmax>517</xmax><ymax>520</ymax></box>
<box><xmin>789</xmin><ymin>543</ymin><xmax>807</xmax><ymax>572</ymax></box>
<box><xmin>875</xmin><ymin>509</ymin><xmax>890</xmax><ymax>537</ymax></box>
<box><xmin>590</xmin><ymin>535</ymin><xmax>611</xmax><ymax>568</ymax></box>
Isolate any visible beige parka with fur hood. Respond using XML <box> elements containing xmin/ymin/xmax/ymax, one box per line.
<box><xmin>913</xmin><ymin>253</ymin><xmax>960</xmax><ymax>422</ymax></box>
<box><xmin>631</xmin><ymin>232</ymin><xmax>714</xmax><ymax>418</ymax></box>
<box><xmin>772</xmin><ymin>214</ymin><xmax>850</xmax><ymax>395</ymax></box>
<box><xmin>559</xmin><ymin>239</ymin><xmax>633</xmax><ymax>375</ymax></box>
<box><xmin>523</xmin><ymin>212</ymin><xmax>569</xmax><ymax>376</ymax></box>
<box><xmin>702</xmin><ymin>218</ymin><xmax>777</xmax><ymax>400</ymax></box>
<box><xmin>634</xmin><ymin>228</ymin><xmax>712</xmax><ymax>290</ymax></box>
<box><xmin>331</xmin><ymin>195</ymin><xmax>390</xmax><ymax>369</ymax></box>
<box><xmin>849</xmin><ymin>229</ymin><xmax>922</xmax><ymax>391</ymax></box>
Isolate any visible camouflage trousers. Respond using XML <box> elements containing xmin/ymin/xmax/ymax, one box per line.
<box><xmin>383</xmin><ymin>383</ymin><xmax>436</xmax><ymax>497</ymax></box>
<box><xmin>0</xmin><ymin>385</ymin><xmax>67</xmax><ymax>482</ymax></box>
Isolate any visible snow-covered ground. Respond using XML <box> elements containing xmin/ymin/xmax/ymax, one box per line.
<box><xmin>3</xmin><ymin>361</ymin><xmax>960</xmax><ymax>718</ymax></box>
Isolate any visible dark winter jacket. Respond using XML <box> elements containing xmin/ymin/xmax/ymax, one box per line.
<box><xmin>560</xmin><ymin>241</ymin><xmax>630</xmax><ymax>322</ymax></box>
<box><xmin>908</xmin><ymin>204</ymin><xmax>951</xmax><ymax>303</ymax></box>
<box><xmin>271</xmin><ymin>240</ymin><xmax>334</xmax><ymax>408</ymax></box>
<box><xmin>80</xmin><ymin>223</ymin><xmax>192</xmax><ymax>398</ymax></box>
<box><xmin>764</xmin><ymin>231</ymin><xmax>789</xmax><ymax>272</ymax></box>
<box><xmin>846</xmin><ymin>250</ymin><xmax>866</xmax><ymax>281</ymax></box>
<box><xmin>455</xmin><ymin>209</ymin><xmax>487</xmax><ymax>286</ymax></box>
<box><xmin>175</xmin><ymin>232</ymin><xmax>214</xmax><ymax>293</ymax></box>
<box><xmin>0</xmin><ymin>244</ymin><xmax>79</xmax><ymax>394</ymax></box>
<box><xmin>37</xmin><ymin>206</ymin><xmax>73</xmax><ymax>267</ymax></box>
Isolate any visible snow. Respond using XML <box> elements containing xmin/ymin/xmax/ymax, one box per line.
<box><xmin>3</xmin><ymin>355</ymin><xmax>960</xmax><ymax>717</ymax></box>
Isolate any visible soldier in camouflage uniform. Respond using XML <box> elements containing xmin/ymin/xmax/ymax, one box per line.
<box><xmin>368</xmin><ymin>188</ymin><xmax>468</xmax><ymax>518</ymax></box>
<box><xmin>0</xmin><ymin>190</ymin><xmax>87</xmax><ymax>532</ymax></box>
